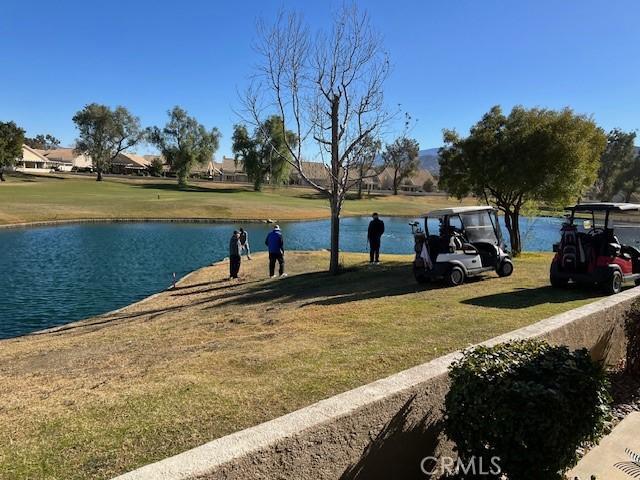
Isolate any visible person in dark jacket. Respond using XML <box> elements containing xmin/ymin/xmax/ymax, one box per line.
<box><xmin>229</xmin><ymin>230</ymin><xmax>241</xmax><ymax>279</ymax></box>
<box><xmin>265</xmin><ymin>225</ymin><xmax>286</xmax><ymax>278</ymax></box>
<box><xmin>367</xmin><ymin>212</ymin><xmax>385</xmax><ymax>264</ymax></box>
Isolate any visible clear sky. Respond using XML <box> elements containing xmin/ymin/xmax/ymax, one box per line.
<box><xmin>2</xmin><ymin>0</ymin><xmax>639</xmax><ymax>156</ymax></box>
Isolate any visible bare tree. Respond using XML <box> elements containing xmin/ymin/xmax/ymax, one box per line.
<box><xmin>243</xmin><ymin>5</ymin><xmax>391</xmax><ymax>274</ymax></box>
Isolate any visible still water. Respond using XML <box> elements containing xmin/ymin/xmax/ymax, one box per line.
<box><xmin>0</xmin><ymin>215</ymin><xmax>562</xmax><ymax>338</ymax></box>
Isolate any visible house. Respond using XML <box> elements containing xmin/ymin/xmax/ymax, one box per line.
<box><xmin>289</xmin><ymin>161</ymin><xmax>331</xmax><ymax>187</ymax></box>
<box><xmin>220</xmin><ymin>157</ymin><xmax>248</xmax><ymax>183</ymax></box>
<box><xmin>191</xmin><ymin>159</ymin><xmax>222</xmax><ymax>180</ymax></box>
<box><xmin>375</xmin><ymin>167</ymin><xmax>437</xmax><ymax>193</ymax></box>
<box><xmin>43</xmin><ymin>148</ymin><xmax>92</xmax><ymax>171</ymax></box>
<box><xmin>400</xmin><ymin>169</ymin><xmax>436</xmax><ymax>193</ymax></box>
<box><xmin>15</xmin><ymin>145</ymin><xmax>66</xmax><ymax>172</ymax></box>
<box><xmin>111</xmin><ymin>152</ymin><xmax>151</xmax><ymax>175</ymax></box>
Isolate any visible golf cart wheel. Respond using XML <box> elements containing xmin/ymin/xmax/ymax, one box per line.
<box><xmin>497</xmin><ymin>259</ymin><xmax>514</xmax><ymax>277</ymax></box>
<box><xmin>603</xmin><ymin>270</ymin><xmax>623</xmax><ymax>295</ymax></box>
<box><xmin>446</xmin><ymin>265</ymin><xmax>465</xmax><ymax>287</ymax></box>
<box><xmin>549</xmin><ymin>263</ymin><xmax>568</xmax><ymax>288</ymax></box>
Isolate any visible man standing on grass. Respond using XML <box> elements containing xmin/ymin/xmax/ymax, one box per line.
<box><xmin>367</xmin><ymin>212</ymin><xmax>385</xmax><ymax>264</ymax></box>
<box><xmin>229</xmin><ymin>230</ymin><xmax>241</xmax><ymax>279</ymax></box>
<box><xmin>239</xmin><ymin>227</ymin><xmax>251</xmax><ymax>260</ymax></box>
<box><xmin>265</xmin><ymin>225</ymin><xmax>286</xmax><ymax>278</ymax></box>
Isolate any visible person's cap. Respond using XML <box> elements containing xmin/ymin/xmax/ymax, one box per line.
<box><xmin>233</xmin><ymin>230</ymin><xmax>239</xmax><ymax>235</ymax></box>
<box><xmin>239</xmin><ymin>227</ymin><xmax>244</xmax><ymax>231</ymax></box>
<box><xmin>273</xmin><ymin>225</ymin><xmax>280</xmax><ymax>230</ymax></box>
<box><xmin>372</xmin><ymin>212</ymin><xmax>379</xmax><ymax>217</ymax></box>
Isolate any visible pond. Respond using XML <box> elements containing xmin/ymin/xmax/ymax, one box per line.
<box><xmin>0</xmin><ymin>215</ymin><xmax>563</xmax><ymax>339</ymax></box>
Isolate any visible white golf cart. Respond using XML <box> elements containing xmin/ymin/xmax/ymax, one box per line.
<box><xmin>411</xmin><ymin>206</ymin><xmax>513</xmax><ymax>286</ymax></box>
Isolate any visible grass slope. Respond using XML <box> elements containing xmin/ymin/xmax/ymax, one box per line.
<box><xmin>0</xmin><ymin>251</ymin><xmax>603</xmax><ymax>479</ymax></box>
<box><xmin>0</xmin><ymin>174</ymin><xmax>475</xmax><ymax>226</ymax></box>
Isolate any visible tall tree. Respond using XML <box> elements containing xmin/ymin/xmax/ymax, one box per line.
<box><xmin>24</xmin><ymin>134</ymin><xmax>60</xmax><ymax>150</ymax></box>
<box><xmin>0</xmin><ymin>121</ymin><xmax>25</xmax><ymax>182</ymax></box>
<box><xmin>353</xmin><ymin>134</ymin><xmax>382</xmax><ymax>199</ymax></box>
<box><xmin>615</xmin><ymin>150</ymin><xmax>640</xmax><ymax>202</ymax></box>
<box><xmin>232</xmin><ymin>116</ymin><xmax>297</xmax><ymax>191</ymax></box>
<box><xmin>244</xmin><ymin>5</ymin><xmax>391</xmax><ymax>274</ymax></box>
<box><xmin>597</xmin><ymin>128</ymin><xmax>637</xmax><ymax>200</ymax></box>
<box><xmin>383</xmin><ymin>136</ymin><xmax>420</xmax><ymax>195</ymax></box>
<box><xmin>73</xmin><ymin>104</ymin><xmax>143</xmax><ymax>181</ymax></box>
<box><xmin>147</xmin><ymin>107</ymin><xmax>220</xmax><ymax>187</ymax></box>
<box><xmin>439</xmin><ymin>105</ymin><xmax>606</xmax><ymax>255</ymax></box>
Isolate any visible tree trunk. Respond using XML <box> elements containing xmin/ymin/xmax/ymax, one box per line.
<box><xmin>96</xmin><ymin>168</ymin><xmax>103</xmax><ymax>182</ymax></box>
<box><xmin>357</xmin><ymin>179</ymin><xmax>363</xmax><ymax>199</ymax></box>
<box><xmin>392</xmin><ymin>169</ymin><xmax>399</xmax><ymax>195</ymax></box>
<box><xmin>329</xmin><ymin>95</ymin><xmax>341</xmax><ymax>275</ymax></box>
<box><xmin>504</xmin><ymin>209</ymin><xmax>522</xmax><ymax>256</ymax></box>
<box><xmin>0</xmin><ymin>169</ymin><xmax>5</xmax><ymax>182</ymax></box>
<box><xmin>329</xmin><ymin>200</ymin><xmax>340</xmax><ymax>274</ymax></box>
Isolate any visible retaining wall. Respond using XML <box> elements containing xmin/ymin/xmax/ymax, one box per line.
<box><xmin>115</xmin><ymin>288</ymin><xmax>639</xmax><ymax>480</ymax></box>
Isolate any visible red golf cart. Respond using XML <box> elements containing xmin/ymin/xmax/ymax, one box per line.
<box><xmin>550</xmin><ymin>202</ymin><xmax>640</xmax><ymax>294</ymax></box>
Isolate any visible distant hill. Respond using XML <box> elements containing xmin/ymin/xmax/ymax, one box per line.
<box><xmin>419</xmin><ymin>148</ymin><xmax>440</xmax><ymax>175</ymax></box>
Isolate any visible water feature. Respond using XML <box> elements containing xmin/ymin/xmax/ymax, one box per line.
<box><xmin>0</xmin><ymin>215</ymin><xmax>563</xmax><ymax>338</ymax></box>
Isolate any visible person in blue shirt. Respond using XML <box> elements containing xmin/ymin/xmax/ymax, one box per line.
<box><xmin>265</xmin><ymin>224</ymin><xmax>286</xmax><ymax>278</ymax></box>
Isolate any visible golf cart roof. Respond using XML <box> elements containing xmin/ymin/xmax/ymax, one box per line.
<box><xmin>426</xmin><ymin>205</ymin><xmax>495</xmax><ymax>217</ymax></box>
<box><xmin>566</xmin><ymin>202</ymin><xmax>640</xmax><ymax>213</ymax></box>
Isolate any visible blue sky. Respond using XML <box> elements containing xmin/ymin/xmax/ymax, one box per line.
<box><xmin>2</xmin><ymin>0</ymin><xmax>639</xmax><ymax>156</ymax></box>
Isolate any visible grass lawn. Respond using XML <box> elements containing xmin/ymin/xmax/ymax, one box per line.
<box><xmin>0</xmin><ymin>250</ymin><xmax>605</xmax><ymax>480</ymax></box>
<box><xmin>0</xmin><ymin>173</ymin><xmax>475</xmax><ymax>226</ymax></box>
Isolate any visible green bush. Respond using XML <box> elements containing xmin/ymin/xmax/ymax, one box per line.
<box><xmin>626</xmin><ymin>300</ymin><xmax>640</xmax><ymax>376</ymax></box>
<box><xmin>444</xmin><ymin>339</ymin><xmax>611</xmax><ymax>480</ymax></box>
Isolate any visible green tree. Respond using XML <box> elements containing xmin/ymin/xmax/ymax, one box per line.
<box><xmin>0</xmin><ymin>121</ymin><xmax>25</xmax><ymax>182</ymax></box>
<box><xmin>148</xmin><ymin>157</ymin><xmax>164</xmax><ymax>177</ymax></box>
<box><xmin>24</xmin><ymin>134</ymin><xmax>60</xmax><ymax>150</ymax></box>
<box><xmin>232</xmin><ymin>116</ymin><xmax>297</xmax><ymax>191</ymax></box>
<box><xmin>147</xmin><ymin>107</ymin><xmax>220</xmax><ymax>187</ymax></box>
<box><xmin>615</xmin><ymin>150</ymin><xmax>640</xmax><ymax>202</ymax></box>
<box><xmin>353</xmin><ymin>134</ymin><xmax>382</xmax><ymax>199</ymax></box>
<box><xmin>73</xmin><ymin>103</ymin><xmax>143</xmax><ymax>181</ymax></box>
<box><xmin>423</xmin><ymin>178</ymin><xmax>436</xmax><ymax>192</ymax></box>
<box><xmin>383</xmin><ymin>136</ymin><xmax>420</xmax><ymax>195</ymax></box>
<box><xmin>439</xmin><ymin>105</ymin><xmax>606</xmax><ymax>255</ymax></box>
<box><xmin>598</xmin><ymin>128</ymin><xmax>637</xmax><ymax>200</ymax></box>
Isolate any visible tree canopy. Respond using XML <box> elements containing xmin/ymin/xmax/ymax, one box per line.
<box><xmin>0</xmin><ymin>121</ymin><xmax>25</xmax><ymax>182</ymax></box>
<box><xmin>439</xmin><ymin>105</ymin><xmax>606</xmax><ymax>255</ymax></box>
<box><xmin>73</xmin><ymin>104</ymin><xmax>143</xmax><ymax>181</ymax></box>
<box><xmin>24</xmin><ymin>134</ymin><xmax>60</xmax><ymax>151</ymax></box>
<box><xmin>383</xmin><ymin>136</ymin><xmax>420</xmax><ymax>195</ymax></box>
<box><xmin>353</xmin><ymin>133</ymin><xmax>382</xmax><ymax>199</ymax></box>
<box><xmin>232</xmin><ymin>116</ymin><xmax>297</xmax><ymax>191</ymax></box>
<box><xmin>147</xmin><ymin>107</ymin><xmax>220</xmax><ymax>187</ymax></box>
<box><xmin>597</xmin><ymin>128</ymin><xmax>637</xmax><ymax>201</ymax></box>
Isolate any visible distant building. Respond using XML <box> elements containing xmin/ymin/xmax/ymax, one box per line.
<box><xmin>219</xmin><ymin>157</ymin><xmax>248</xmax><ymax>183</ymax></box>
<box><xmin>15</xmin><ymin>145</ymin><xmax>66</xmax><ymax>172</ymax></box>
<box><xmin>111</xmin><ymin>152</ymin><xmax>151</xmax><ymax>175</ymax></box>
<box><xmin>289</xmin><ymin>161</ymin><xmax>332</xmax><ymax>188</ymax></box>
<box><xmin>43</xmin><ymin>148</ymin><xmax>92</xmax><ymax>171</ymax></box>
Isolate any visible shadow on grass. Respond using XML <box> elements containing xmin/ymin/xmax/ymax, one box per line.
<box><xmin>340</xmin><ymin>395</ymin><xmax>443</xmax><ymax>480</ymax></box>
<box><xmin>204</xmin><ymin>263</ymin><xmax>433</xmax><ymax>309</ymax></box>
<box><xmin>133</xmin><ymin>183</ymin><xmax>249</xmax><ymax>194</ymax></box>
<box><xmin>462</xmin><ymin>285</ymin><xmax>601</xmax><ymax>309</ymax></box>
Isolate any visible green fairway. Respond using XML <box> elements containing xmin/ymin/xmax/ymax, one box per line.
<box><xmin>0</xmin><ymin>251</ymin><xmax>604</xmax><ymax>479</ymax></box>
<box><xmin>0</xmin><ymin>173</ymin><xmax>475</xmax><ymax>226</ymax></box>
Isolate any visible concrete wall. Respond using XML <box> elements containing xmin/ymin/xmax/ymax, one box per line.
<box><xmin>114</xmin><ymin>288</ymin><xmax>639</xmax><ymax>480</ymax></box>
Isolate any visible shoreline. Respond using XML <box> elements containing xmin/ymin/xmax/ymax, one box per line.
<box><xmin>0</xmin><ymin>211</ymin><xmax>565</xmax><ymax>230</ymax></box>
<box><xmin>0</xmin><ymin>213</ymin><xmax>424</xmax><ymax>230</ymax></box>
